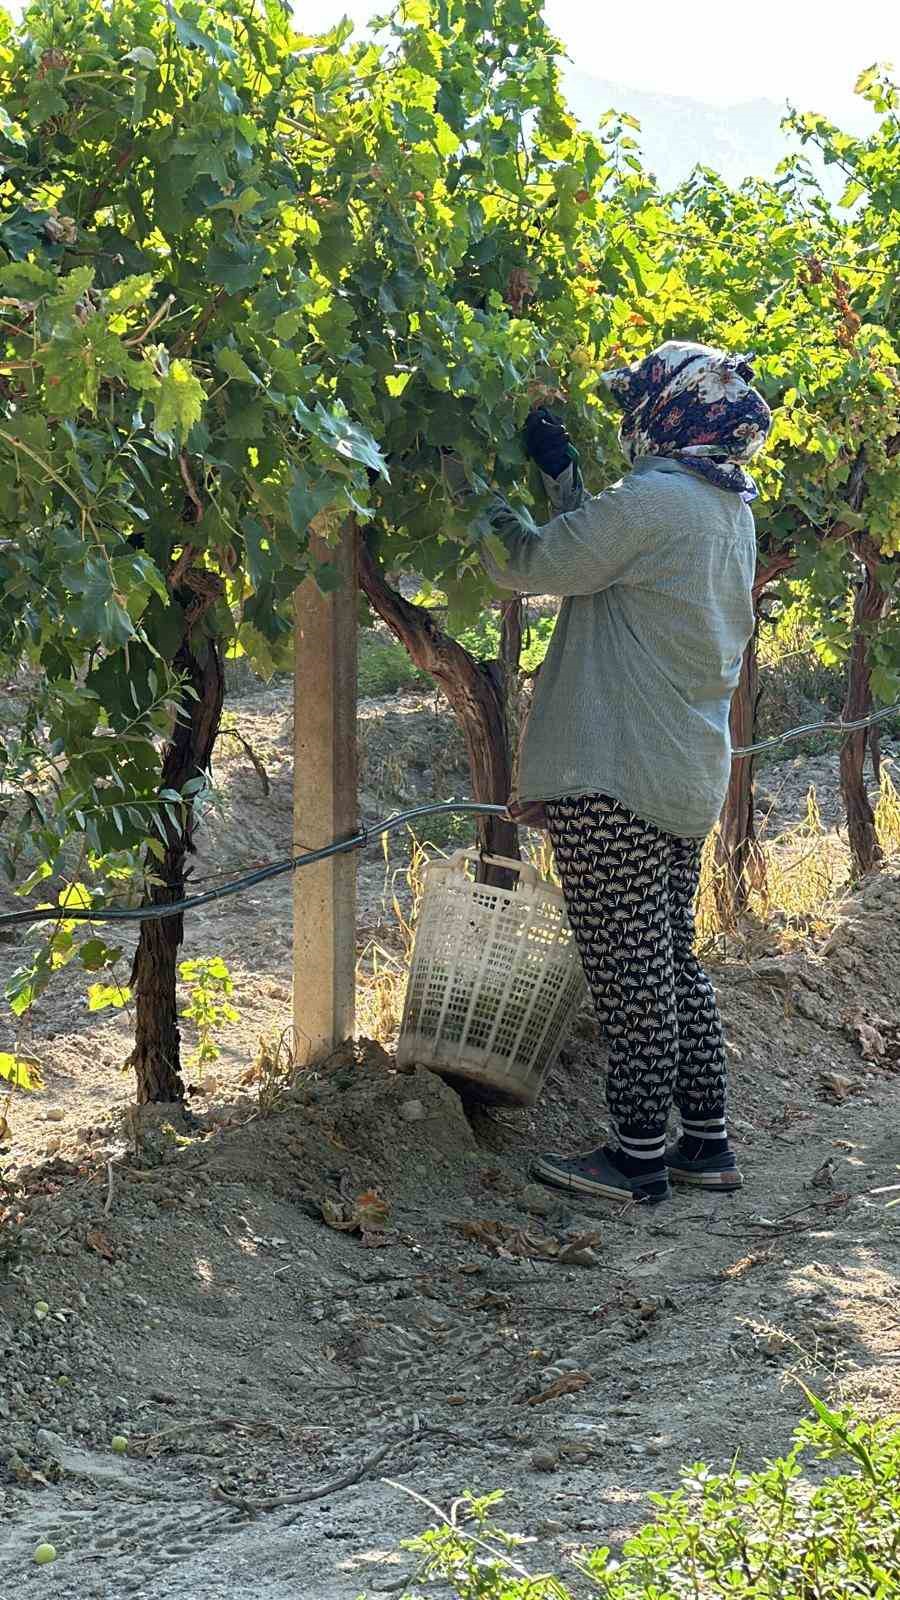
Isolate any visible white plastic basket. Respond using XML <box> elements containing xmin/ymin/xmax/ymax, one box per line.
<box><xmin>397</xmin><ymin>849</ymin><xmax>587</xmax><ymax>1106</ymax></box>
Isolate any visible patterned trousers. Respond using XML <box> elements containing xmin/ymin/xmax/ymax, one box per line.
<box><xmin>546</xmin><ymin>793</ymin><xmax>727</xmax><ymax>1138</ymax></box>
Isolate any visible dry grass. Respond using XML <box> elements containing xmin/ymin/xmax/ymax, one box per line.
<box><xmin>694</xmin><ymin>787</ymin><xmax>846</xmax><ymax>955</ymax></box>
<box><xmin>240</xmin><ymin>1027</ymin><xmax>297</xmax><ymax>1116</ymax></box>
<box><xmin>694</xmin><ymin>832</ymin><xmax>728</xmax><ymax>954</ymax></box>
<box><xmin>523</xmin><ymin>828</ymin><xmax>558</xmax><ymax>886</ymax></box>
<box><xmin>875</xmin><ymin>766</ymin><xmax>900</xmax><ymax>856</ymax></box>
<box><xmin>355</xmin><ymin>940</ymin><xmax>407</xmax><ymax>1043</ymax></box>
<box><xmin>355</xmin><ymin>830</ymin><xmax>435</xmax><ymax>1043</ymax></box>
<box><xmin>697</xmin><ymin>767</ymin><xmax>900</xmax><ymax>955</ymax></box>
<box><xmin>749</xmin><ymin>787</ymin><xmax>843</xmax><ymax>942</ymax></box>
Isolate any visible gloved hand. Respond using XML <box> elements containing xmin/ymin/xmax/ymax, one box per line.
<box><xmin>523</xmin><ymin>407</ymin><xmax>577</xmax><ymax>479</ymax></box>
<box><xmin>440</xmin><ymin>446</ymin><xmax>472</xmax><ymax>504</ymax></box>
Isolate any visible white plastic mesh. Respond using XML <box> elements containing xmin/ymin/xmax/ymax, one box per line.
<box><xmin>397</xmin><ymin>851</ymin><xmax>587</xmax><ymax>1105</ymax></box>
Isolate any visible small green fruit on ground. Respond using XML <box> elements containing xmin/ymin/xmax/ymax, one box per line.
<box><xmin>33</xmin><ymin>1543</ymin><xmax>57</xmax><ymax>1565</ymax></box>
<box><xmin>111</xmin><ymin>1435</ymin><xmax>129</xmax><ymax>1454</ymax></box>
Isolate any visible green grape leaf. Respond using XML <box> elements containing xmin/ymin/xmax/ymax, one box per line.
<box><xmin>0</xmin><ymin>104</ymin><xmax>25</xmax><ymax>146</ymax></box>
<box><xmin>294</xmin><ymin>400</ymin><xmax>388</xmax><ymax>478</ymax></box>
<box><xmin>78</xmin><ymin>937</ymin><xmax>123</xmax><ymax>972</ymax></box>
<box><xmin>166</xmin><ymin>3</ymin><xmax>237</xmax><ymax>64</ymax></box>
<box><xmin>205</xmin><ymin>241</ymin><xmax>268</xmax><ymax>292</ymax></box>
<box><xmin>0</xmin><ymin>259</ymin><xmax>54</xmax><ymax>297</ymax></box>
<box><xmin>287</xmin><ymin>467</ymin><xmax>337</xmax><ymax>538</ymax></box>
<box><xmin>216</xmin><ymin>347</ymin><xmax>257</xmax><ymax>384</ymax></box>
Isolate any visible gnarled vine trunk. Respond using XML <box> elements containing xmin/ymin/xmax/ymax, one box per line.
<box><xmin>499</xmin><ymin>597</ymin><xmax>523</xmax><ymax>701</ymax></box>
<box><xmin>840</xmin><ymin>540</ymin><xmax>888</xmax><ymax>879</ymax></box>
<box><xmin>499</xmin><ymin>595</ymin><xmax>524</xmax><ymax>789</ymax></box>
<box><xmin>714</xmin><ymin>554</ymin><xmax>794</xmax><ymax>926</ymax></box>
<box><xmin>128</xmin><ymin>630</ymin><xmax>224</xmax><ymax>1103</ymax></box>
<box><xmin>714</xmin><ymin>622</ymin><xmax>762</xmax><ymax>926</ymax></box>
<box><xmin>357</xmin><ymin>535</ymin><xmax>519</xmax><ymax>877</ymax></box>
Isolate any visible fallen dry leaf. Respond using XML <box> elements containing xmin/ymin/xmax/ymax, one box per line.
<box><xmin>318</xmin><ymin>1189</ymin><xmax>391</xmax><ymax>1238</ymax></box>
<box><xmin>355</xmin><ymin>1190</ymin><xmax>390</xmax><ymax>1231</ymax></box>
<box><xmin>720</xmin><ymin>1248</ymin><xmax>774</xmax><ymax>1281</ymax></box>
<box><xmin>455</xmin><ymin>1218</ymin><xmax>599</xmax><ymax>1265</ymax></box>
<box><xmin>525</xmin><ymin>1372</ymin><xmax>590</xmax><ymax>1406</ymax></box>
<box><xmin>472</xmin><ymin>1292</ymin><xmax>512</xmax><ymax>1313</ymax></box>
<box><xmin>320</xmin><ymin>1197</ymin><xmax>358</xmax><ymax>1232</ymax></box>
<box><xmin>85</xmin><ymin>1228</ymin><xmax>115</xmax><ymax>1262</ymax></box>
<box><xmin>557</xmin><ymin>1232</ymin><xmax>602</xmax><ymax>1266</ymax></box>
<box><xmin>457</xmin><ymin>1219</ymin><xmax>505</xmax><ymax>1248</ymax></box>
<box><xmin>461</xmin><ymin>1222</ymin><xmax>554</xmax><ymax>1260</ymax></box>
<box><xmin>818</xmin><ymin>1071</ymin><xmax>860</xmax><ymax>1103</ymax></box>
<box><xmin>501</xmin><ymin>1227</ymin><xmax>559</xmax><ymax>1261</ymax></box>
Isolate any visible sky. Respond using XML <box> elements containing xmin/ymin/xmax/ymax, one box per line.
<box><xmin>313</xmin><ymin>0</ymin><xmax>898</xmax><ymax>124</ymax></box>
<box><xmin>545</xmin><ymin>0</ymin><xmax>896</xmax><ymax>119</ymax></box>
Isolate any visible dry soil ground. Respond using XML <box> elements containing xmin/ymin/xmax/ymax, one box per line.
<box><xmin>0</xmin><ymin>678</ymin><xmax>898</xmax><ymax>1600</ymax></box>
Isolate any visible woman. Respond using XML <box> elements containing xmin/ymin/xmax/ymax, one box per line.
<box><xmin>453</xmin><ymin>340</ymin><xmax>772</xmax><ymax>1206</ymax></box>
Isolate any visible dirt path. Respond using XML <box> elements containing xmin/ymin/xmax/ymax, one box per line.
<box><xmin>1</xmin><ymin>683</ymin><xmax>899</xmax><ymax>1599</ymax></box>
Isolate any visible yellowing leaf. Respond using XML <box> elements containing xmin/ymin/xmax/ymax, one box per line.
<box><xmin>58</xmin><ymin>882</ymin><xmax>92</xmax><ymax>911</ymax></box>
<box><xmin>106</xmin><ymin>272</ymin><xmax>158</xmax><ymax>311</ymax></box>
<box><xmin>153</xmin><ymin>359</ymin><xmax>205</xmax><ymax>442</ymax></box>
<box><xmin>432</xmin><ymin>116</ymin><xmax>458</xmax><ymax>157</ymax></box>
<box><xmin>87</xmin><ymin>982</ymin><xmax>132</xmax><ymax>1012</ymax></box>
<box><xmin>0</xmin><ymin>1052</ymin><xmax>43</xmax><ymax>1091</ymax></box>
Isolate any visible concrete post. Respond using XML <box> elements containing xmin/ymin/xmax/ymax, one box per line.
<box><xmin>292</xmin><ymin>520</ymin><xmax>358</xmax><ymax>1063</ymax></box>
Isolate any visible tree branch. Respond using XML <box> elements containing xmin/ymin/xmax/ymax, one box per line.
<box><xmin>84</xmin><ymin>146</ymin><xmax>136</xmax><ymax>220</ymax></box>
<box><xmin>357</xmin><ymin>531</ymin><xmax>519</xmax><ymax>873</ymax></box>
<box><xmin>172</xmin><ymin>290</ymin><xmax>229</xmax><ymax>357</ymax></box>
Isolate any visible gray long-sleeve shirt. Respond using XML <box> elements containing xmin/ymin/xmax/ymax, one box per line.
<box><xmin>477</xmin><ymin>456</ymin><xmax>756</xmax><ymax>839</ymax></box>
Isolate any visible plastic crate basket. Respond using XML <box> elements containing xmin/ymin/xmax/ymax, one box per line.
<box><xmin>397</xmin><ymin>850</ymin><xmax>587</xmax><ymax>1106</ymax></box>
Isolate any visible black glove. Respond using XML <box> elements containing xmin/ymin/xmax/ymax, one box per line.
<box><xmin>523</xmin><ymin>407</ymin><xmax>577</xmax><ymax>479</ymax></box>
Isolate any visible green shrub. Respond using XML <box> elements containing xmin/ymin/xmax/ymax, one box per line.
<box><xmin>407</xmin><ymin>812</ymin><xmax>478</xmax><ymax>853</ymax></box>
<box><xmin>456</xmin><ymin>612</ymin><xmax>556</xmax><ymax>675</ymax></box>
<box><xmin>372</xmin><ymin>1401</ymin><xmax>900</xmax><ymax>1600</ymax></box>
<box><xmin>358</xmin><ymin>635</ymin><xmax>429</xmax><ymax>698</ymax></box>
<box><xmin>178</xmin><ymin>957</ymin><xmax>240</xmax><ymax>1069</ymax></box>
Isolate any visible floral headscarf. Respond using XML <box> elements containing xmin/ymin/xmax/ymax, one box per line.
<box><xmin>601</xmin><ymin>340</ymin><xmax>772</xmax><ymax>501</ymax></box>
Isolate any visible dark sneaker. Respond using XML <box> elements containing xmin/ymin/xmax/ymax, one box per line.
<box><xmin>666</xmin><ymin>1140</ymin><xmax>743</xmax><ymax>1191</ymax></box>
<box><xmin>533</xmin><ymin>1146</ymin><xmax>670</xmax><ymax>1205</ymax></box>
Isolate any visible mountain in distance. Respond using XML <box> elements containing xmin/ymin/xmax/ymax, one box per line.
<box><xmin>560</xmin><ymin>71</ymin><xmax>871</xmax><ymax>192</ymax></box>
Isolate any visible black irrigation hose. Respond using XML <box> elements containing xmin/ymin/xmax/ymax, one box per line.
<box><xmin>0</xmin><ymin>801</ymin><xmax>509</xmax><ymax>929</ymax></box>
<box><xmin>731</xmin><ymin>699</ymin><xmax>900</xmax><ymax>757</ymax></box>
